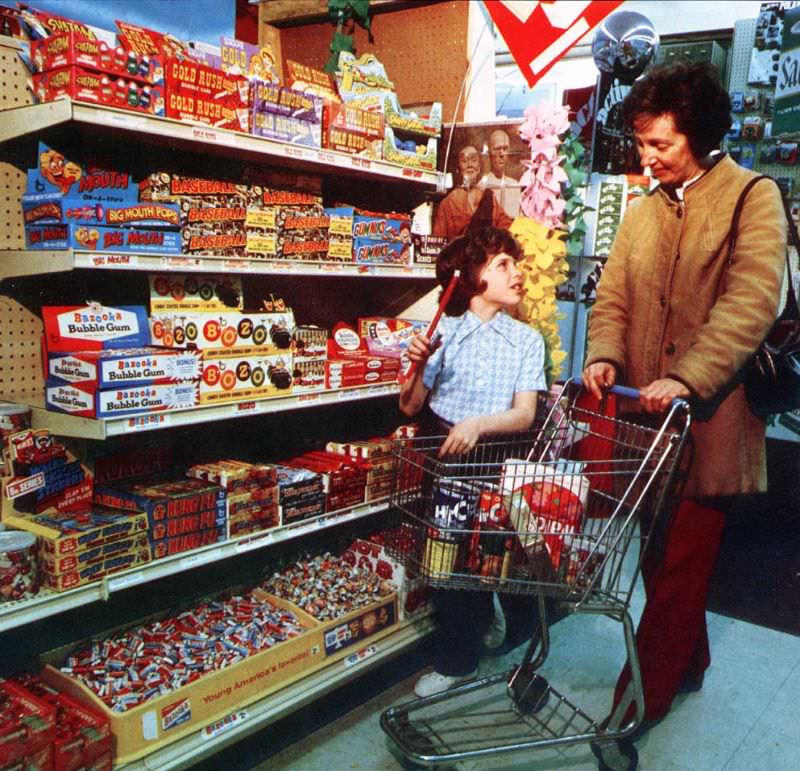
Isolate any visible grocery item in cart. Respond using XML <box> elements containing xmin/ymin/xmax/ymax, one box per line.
<box><xmin>421</xmin><ymin>478</ymin><xmax>478</xmax><ymax>578</ymax></box>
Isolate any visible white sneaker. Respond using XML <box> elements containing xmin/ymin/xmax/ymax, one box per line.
<box><xmin>414</xmin><ymin>670</ymin><xmax>477</xmax><ymax>698</ymax></box>
<box><xmin>483</xmin><ymin>593</ymin><xmax>507</xmax><ymax>649</ymax></box>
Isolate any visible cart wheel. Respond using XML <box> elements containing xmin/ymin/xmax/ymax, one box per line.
<box><xmin>590</xmin><ymin>737</ymin><xmax>639</xmax><ymax>771</ymax></box>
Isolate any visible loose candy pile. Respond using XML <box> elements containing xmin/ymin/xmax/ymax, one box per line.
<box><xmin>262</xmin><ymin>552</ymin><xmax>393</xmax><ymax>621</ymax></box>
<box><xmin>60</xmin><ymin>593</ymin><xmax>306</xmax><ymax>713</ymax></box>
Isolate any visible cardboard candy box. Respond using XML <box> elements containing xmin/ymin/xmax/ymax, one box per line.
<box><xmin>322</xmin><ymin>101</ymin><xmax>383</xmax><ymax>159</ymax></box>
<box><xmin>42</xmin><ymin>304</ymin><xmax>151</xmax><ymax>353</ymax></box>
<box><xmin>45</xmin><ymin>381</ymin><xmax>200</xmax><ymax>419</ymax></box>
<box><xmin>26</xmin><ymin>222</ymin><xmax>181</xmax><ymax>253</ymax></box>
<box><xmin>148</xmin><ymin>273</ymin><xmax>244</xmax><ymax>313</ymax></box>
<box><xmin>23</xmin><ymin>197</ymin><xmax>181</xmax><ymax>229</ymax></box>
<box><xmin>33</xmin><ymin>65</ymin><xmax>166</xmax><ymax>116</ymax></box>
<box><xmin>199</xmin><ymin>351</ymin><xmax>293</xmax><ymax>404</ymax></box>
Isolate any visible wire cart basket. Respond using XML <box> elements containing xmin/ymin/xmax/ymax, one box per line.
<box><xmin>380</xmin><ymin>380</ymin><xmax>692</xmax><ymax>768</ymax></box>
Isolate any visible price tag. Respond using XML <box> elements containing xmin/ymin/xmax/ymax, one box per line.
<box><xmin>401</xmin><ymin>167</ymin><xmax>424</xmax><ymax>179</ymax></box>
<box><xmin>337</xmin><ymin>389</ymin><xmax>352</xmax><ymax>400</ymax></box>
<box><xmin>180</xmin><ymin>550</ymin><xmax>221</xmax><ymax>570</ymax></box>
<box><xmin>126</xmin><ymin>414</ymin><xmax>169</xmax><ymax>432</ymax></box>
<box><xmin>319</xmin><ymin>263</ymin><xmax>344</xmax><ymax>273</ymax></box>
<box><xmin>344</xmin><ymin>644</ymin><xmax>378</xmax><ymax>667</ymax></box>
<box><xmin>87</xmin><ymin>254</ymin><xmax>138</xmax><ymax>269</ymax></box>
<box><xmin>107</xmin><ymin>571</ymin><xmax>146</xmax><ymax>592</ymax></box>
<box><xmin>192</xmin><ymin>127</ymin><xmax>219</xmax><ymax>143</ymax></box>
<box><xmin>202</xmin><ymin>710</ymin><xmax>249</xmax><ymax>740</ymax></box>
<box><xmin>318</xmin><ymin>151</ymin><xmax>337</xmax><ymax>164</ymax></box>
<box><xmin>223</xmin><ymin>260</ymin><xmax>250</xmax><ymax>271</ymax></box>
<box><xmin>282</xmin><ymin>145</ymin><xmax>307</xmax><ymax>160</ymax></box>
<box><xmin>162</xmin><ymin>256</ymin><xmax>202</xmax><ymax>271</ymax></box>
<box><xmin>234</xmin><ymin>401</ymin><xmax>258</xmax><ymax>414</ymax></box>
<box><xmin>298</xmin><ymin>393</ymin><xmax>321</xmax><ymax>404</ymax></box>
<box><xmin>235</xmin><ymin>532</ymin><xmax>274</xmax><ymax>552</ymax></box>
<box><xmin>350</xmin><ymin>157</ymin><xmax>372</xmax><ymax>170</ymax></box>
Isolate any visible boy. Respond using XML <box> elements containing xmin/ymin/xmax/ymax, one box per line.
<box><xmin>400</xmin><ymin>226</ymin><xmax>546</xmax><ymax>697</ymax></box>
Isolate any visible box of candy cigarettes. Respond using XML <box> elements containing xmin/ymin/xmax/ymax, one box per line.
<box><xmin>275</xmin><ymin>465</ymin><xmax>323</xmax><ymax>500</ymax></box>
<box><xmin>26</xmin><ymin>222</ymin><xmax>181</xmax><ymax>253</ymax></box>
<box><xmin>6</xmin><ymin>507</ymin><xmax>149</xmax><ymax>557</ymax></box>
<box><xmin>45</xmin><ymin>381</ymin><xmax>199</xmax><ymax>419</ymax></box>
<box><xmin>199</xmin><ymin>351</ymin><xmax>293</xmax><ymax>404</ymax></box>
<box><xmin>280</xmin><ymin>491</ymin><xmax>326</xmax><ymax>524</ymax></box>
<box><xmin>31</xmin><ymin>31</ymin><xmax>162</xmax><ymax>83</ymax></box>
<box><xmin>411</xmin><ymin>233</ymin><xmax>447</xmax><ymax>264</ymax></box>
<box><xmin>293</xmin><ymin>326</ymin><xmax>328</xmax><ymax>362</ymax></box>
<box><xmin>42</xmin><ymin>304</ymin><xmax>151</xmax><ymax>354</ymax></box>
<box><xmin>46</xmin><ymin>348</ymin><xmax>202</xmax><ymax>389</ymax></box>
<box><xmin>149</xmin><ymin>273</ymin><xmax>244</xmax><ymax>313</ymax></box>
<box><xmin>93</xmin><ymin>477</ymin><xmax>226</xmax><ymax>525</ymax></box>
<box><xmin>22</xmin><ymin>197</ymin><xmax>181</xmax><ymax>228</ymax></box>
<box><xmin>325</xmin><ymin>369</ymin><xmax>399</xmax><ymax>389</ymax></box>
<box><xmin>229</xmin><ymin>509</ymin><xmax>278</xmax><ymax>537</ymax></box>
<box><xmin>39</xmin><ymin>531</ymin><xmax>151</xmax><ymax>574</ymax></box>
<box><xmin>33</xmin><ymin>65</ymin><xmax>166</xmax><ymax>116</ymax></box>
<box><xmin>40</xmin><ymin>591</ymin><xmax>323</xmax><ymax>764</ymax></box>
<box><xmin>291</xmin><ymin>359</ymin><xmax>325</xmax><ymax>393</ymax></box>
<box><xmin>149</xmin><ymin>309</ymin><xmax>295</xmax><ymax>355</ymax></box>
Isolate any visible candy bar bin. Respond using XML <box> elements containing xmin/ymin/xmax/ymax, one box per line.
<box><xmin>380</xmin><ymin>380</ymin><xmax>691</xmax><ymax>768</ymax></box>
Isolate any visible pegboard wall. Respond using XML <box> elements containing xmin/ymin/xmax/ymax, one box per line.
<box><xmin>725</xmin><ymin>16</ymin><xmax>800</xmax><ymax>187</ymax></box>
<box><xmin>0</xmin><ymin>37</ymin><xmax>40</xmax><ymax>403</ymax></box>
<box><xmin>279</xmin><ymin>1</ymin><xmax>469</xmax><ymax>124</ymax></box>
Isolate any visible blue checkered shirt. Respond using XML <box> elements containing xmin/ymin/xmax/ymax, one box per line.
<box><xmin>423</xmin><ymin>310</ymin><xmax>546</xmax><ymax>424</ymax></box>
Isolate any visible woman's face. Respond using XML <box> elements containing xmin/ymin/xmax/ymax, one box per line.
<box><xmin>633</xmin><ymin>113</ymin><xmax>702</xmax><ymax>187</ymax></box>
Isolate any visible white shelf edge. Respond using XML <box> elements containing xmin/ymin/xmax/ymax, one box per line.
<box><xmin>122</xmin><ymin>616</ymin><xmax>433</xmax><ymax>771</ymax></box>
<box><xmin>27</xmin><ymin>383</ymin><xmax>399</xmax><ymax>439</ymax></box>
<box><xmin>0</xmin><ymin>500</ymin><xmax>390</xmax><ymax>633</ymax></box>
<box><xmin>0</xmin><ymin>249</ymin><xmax>436</xmax><ymax>280</ymax></box>
<box><xmin>0</xmin><ymin>100</ymin><xmax>443</xmax><ymax>188</ymax></box>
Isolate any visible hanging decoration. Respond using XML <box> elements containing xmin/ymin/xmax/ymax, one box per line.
<box><xmin>512</xmin><ymin>101</ymin><xmax>592</xmax><ymax>384</ymax></box>
<box><xmin>324</xmin><ymin>0</ymin><xmax>372</xmax><ymax>74</ymax></box>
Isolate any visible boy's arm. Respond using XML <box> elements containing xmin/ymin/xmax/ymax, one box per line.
<box><xmin>439</xmin><ymin>390</ymin><xmax>537</xmax><ymax>456</ymax></box>
<box><xmin>399</xmin><ymin>370</ymin><xmax>430</xmax><ymax>416</ymax></box>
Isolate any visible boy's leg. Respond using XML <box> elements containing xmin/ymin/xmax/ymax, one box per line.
<box><xmin>432</xmin><ymin>589</ymin><xmax>494</xmax><ymax>675</ymax></box>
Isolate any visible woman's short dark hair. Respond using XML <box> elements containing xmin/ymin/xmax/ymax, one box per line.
<box><xmin>436</xmin><ymin>226</ymin><xmax>521</xmax><ymax>316</ymax></box>
<box><xmin>622</xmin><ymin>62</ymin><xmax>732</xmax><ymax>159</ymax></box>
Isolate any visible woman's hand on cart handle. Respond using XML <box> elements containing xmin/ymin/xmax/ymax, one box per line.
<box><xmin>576</xmin><ymin>376</ymin><xmax>690</xmax><ymax>412</ymax></box>
<box><xmin>582</xmin><ymin>362</ymin><xmax>617</xmax><ymax>401</ymax></box>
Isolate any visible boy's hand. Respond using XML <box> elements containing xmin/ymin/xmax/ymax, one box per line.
<box><xmin>439</xmin><ymin>416</ymin><xmax>483</xmax><ymax>457</ymax></box>
<box><xmin>406</xmin><ymin>333</ymin><xmax>438</xmax><ymax>364</ymax></box>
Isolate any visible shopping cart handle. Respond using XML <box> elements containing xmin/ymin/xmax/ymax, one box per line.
<box><xmin>573</xmin><ymin>377</ymin><xmax>688</xmax><ymax>409</ymax></box>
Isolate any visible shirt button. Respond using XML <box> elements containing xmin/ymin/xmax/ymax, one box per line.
<box><xmin>665</xmin><ymin>342</ymin><xmax>676</xmax><ymax>355</ymax></box>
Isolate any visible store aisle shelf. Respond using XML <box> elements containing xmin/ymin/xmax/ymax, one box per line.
<box><xmin>117</xmin><ymin>615</ymin><xmax>433</xmax><ymax>771</ymax></box>
<box><xmin>0</xmin><ymin>249</ymin><xmax>436</xmax><ymax>280</ymax></box>
<box><xmin>0</xmin><ymin>499</ymin><xmax>390</xmax><ymax>633</ymax></box>
<box><xmin>0</xmin><ymin>100</ymin><xmax>445</xmax><ymax>189</ymax></box>
<box><xmin>23</xmin><ymin>383</ymin><xmax>400</xmax><ymax>439</ymax></box>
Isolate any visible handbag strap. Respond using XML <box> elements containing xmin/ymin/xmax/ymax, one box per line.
<box><xmin>727</xmin><ymin>174</ymin><xmax>799</xmax><ymax>320</ymax></box>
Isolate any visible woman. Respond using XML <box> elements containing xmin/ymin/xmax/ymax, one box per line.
<box><xmin>433</xmin><ymin>144</ymin><xmax>512</xmax><ymax>239</ymax></box>
<box><xmin>583</xmin><ymin>63</ymin><xmax>786</xmax><ymax>762</ymax></box>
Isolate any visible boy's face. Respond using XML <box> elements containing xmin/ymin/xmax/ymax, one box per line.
<box><xmin>478</xmin><ymin>251</ymin><xmax>523</xmax><ymax>308</ymax></box>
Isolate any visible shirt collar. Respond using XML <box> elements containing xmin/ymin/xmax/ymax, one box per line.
<box><xmin>452</xmin><ymin>310</ymin><xmax>519</xmax><ymax>345</ymax></box>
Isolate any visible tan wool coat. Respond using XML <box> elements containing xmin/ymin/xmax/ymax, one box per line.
<box><xmin>586</xmin><ymin>156</ymin><xmax>787</xmax><ymax>498</ymax></box>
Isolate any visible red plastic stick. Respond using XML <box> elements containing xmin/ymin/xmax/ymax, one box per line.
<box><xmin>397</xmin><ymin>270</ymin><xmax>461</xmax><ymax>384</ymax></box>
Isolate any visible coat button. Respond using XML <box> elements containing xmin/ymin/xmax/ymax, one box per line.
<box><xmin>665</xmin><ymin>342</ymin><xmax>676</xmax><ymax>355</ymax></box>
<box><xmin>660</xmin><ymin>295</ymin><xmax>667</xmax><ymax>307</ymax></box>
<box><xmin>676</xmin><ymin>207</ymin><xmax>683</xmax><ymax>219</ymax></box>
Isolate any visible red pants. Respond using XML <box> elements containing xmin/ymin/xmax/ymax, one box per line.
<box><xmin>612</xmin><ymin>497</ymin><xmax>727</xmax><ymax>724</ymax></box>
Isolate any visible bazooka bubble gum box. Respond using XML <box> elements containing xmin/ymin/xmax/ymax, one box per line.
<box><xmin>42</xmin><ymin>304</ymin><xmax>150</xmax><ymax>353</ymax></box>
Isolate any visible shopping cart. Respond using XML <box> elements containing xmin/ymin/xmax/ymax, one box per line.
<box><xmin>380</xmin><ymin>379</ymin><xmax>691</xmax><ymax>768</ymax></box>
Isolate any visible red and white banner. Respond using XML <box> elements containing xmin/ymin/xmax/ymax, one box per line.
<box><xmin>484</xmin><ymin>0</ymin><xmax>623</xmax><ymax>87</ymax></box>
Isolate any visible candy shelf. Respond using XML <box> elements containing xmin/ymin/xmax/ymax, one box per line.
<box><xmin>118</xmin><ymin>614</ymin><xmax>433</xmax><ymax>771</ymax></box>
<box><xmin>0</xmin><ymin>100</ymin><xmax>445</xmax><ymax>190</ymax></box>
<box><xmin>0</xmin><ymin>498</ymin><xmax>390</xmax><ymax>633</ymax></box>
<box><xmin>20</xmin><ymin>382</ymin><xmax>400</xmax><ymax>439</ymax></box>
<box><xmin>0</xmin><ymin>249</ymin><xmax>436</xmax><ymax>281</ymax></box>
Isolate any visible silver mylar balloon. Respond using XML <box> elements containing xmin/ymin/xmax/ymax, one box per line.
<box><xmin>592</xmin><ymin>11</ymin><xmax>659</xmax><ymax>77</ymax></box>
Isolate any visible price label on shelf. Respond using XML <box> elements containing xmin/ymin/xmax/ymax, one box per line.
<box><xmin>233</xmin><ymin>401</ymin><xmax>258</xmax><ymax>414</ymax></box>
<box><xmin>401</xmin><ymin>167</ymin><xmax>424</xmax><ymax>179</ymax></box>
<box><xmin>235</xmin><ymin>532</ymin><xmax>274</xmax><ymax>552</ymax></box>
<box><xmin>126</xmin><ymin>414</ymin><xmax>170</xmax><ymax>432</ymax></box>
<box><xmin>107</xmin><ymin>571</ymin><xmax>146</xmax><ymax>592</ymax></box>
<box><xmin>223</xmin><ymin>260</ymin><xmax>250</xmax><ymax>272</ymax></box>
<box><xmin>344</xmin><ymin>644</ymin><xmax>378</xmax><ymax>667</ymax></box>
<box><xmin>318</xmin><ymin>150</ymin><xmax>337</xmax><ymax>164</ymax></box>
<box><xmin>87</xmin><ymin>254</ymin><xmax>138</xmax><ymax>269</ymax></box>
<box><xmin>319</xmin><ymin>263</ymin><xmax>344</xmax><ymax>273</ymax></box>
<box><xmin>298</xmin><ymin>393</ymin><xmax>321</xmax><ymax>404</ymax></box>
<box><xmin>350</xmin><ymin>157</ymin><xmax>372</xmax><ymax>170</ymax></box>
<box><xmin>162</xmin><ymin>256</ymin><xmax>202</xmax><ymax>271</ymax></box>
<box><xmin>202</xmin><ymin>710</ymin><xmax>249</xmax><ymax>740</ymax></box>
<box><xmin>282</xmin><ymin>145</ymin><xmax>307</xmax><ymax>160</ymax></box>
<box><xmin>191</xmin><ymin>127</ymin><xmax>219</xmax><ymax>143</ymax></box>
<box><xmin>180</xmin><ymin>549</ymin><xmax>223</xmax><ymax>570</ymax></box>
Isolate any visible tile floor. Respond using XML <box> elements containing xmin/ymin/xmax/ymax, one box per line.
<box><xmin>259</xmin><ymin>593</ymin><xmax>800</xmax><ymax>771</ymax></box>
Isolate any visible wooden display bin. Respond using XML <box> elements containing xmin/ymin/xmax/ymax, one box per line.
<box><xmin>40</xmin><ymin>590</ymin><xmax>398</xmax><ymax>765</ymax></box>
